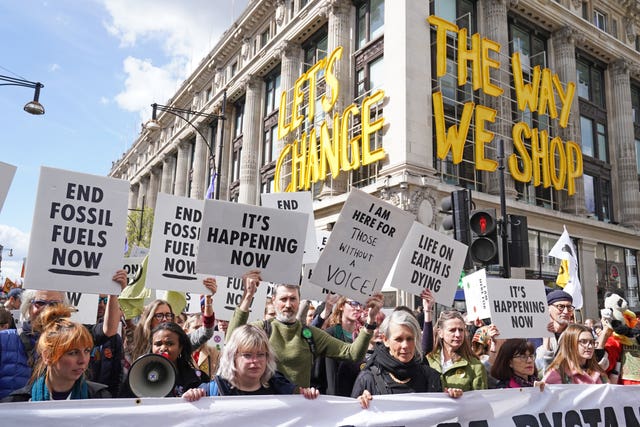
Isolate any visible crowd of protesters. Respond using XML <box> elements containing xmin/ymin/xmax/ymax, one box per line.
<box><xmin>0</xmin><ymin>268</ymin><xmax>630</xmax><ymax>406</ymax></box>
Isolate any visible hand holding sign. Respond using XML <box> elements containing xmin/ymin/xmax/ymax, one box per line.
<box><xmin>203</xmin><ymin>277</ymin><xmax>217</xmax><ymax>295</ymax></box>
<box><xmin>239</xmin><ymin>269</ymin><xmax>262</xmax><ymax>312</ymax></box>
<box><xmin>364</xmin><ymin>293</ymin><xmax>384</xmax><ymax>326</ymax></box>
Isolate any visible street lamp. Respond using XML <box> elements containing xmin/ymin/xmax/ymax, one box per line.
<box><xmin>145</xmin><ymin>92</ymin><xmax>226</xmax><ymax>199</ymax></box>
<box><xmin>0</xmin><ymin>75</ymin><xmax>45</xmax><ymax>115</ymax></box>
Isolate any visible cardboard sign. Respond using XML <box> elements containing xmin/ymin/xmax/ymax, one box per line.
<box><xmin>261</xmin><ymin>191</ymin><xmax>320</xmax><ymax>264</ymax></box>
<box><xmin>389</xmin><ymin>221</ymin><xmax>468</xmax><ymax>306</ymax></box>
<box><xmin>301</xmin><ymin>230</ymin><xmax>335</xmax><ymax>301</ymax></box>
<box><xmin>0</xmin><ymin>161</ymin><xmax>17</xmax><ymax>213</ymax></box>
<box><xmin>462</xmin><ymin>269</ymin><xmax>491</xmax><ymax>320</ymax></box>
<box><xmin>67</xmin><ymin>292</ymin><xmax>100</xmax><ymax>325</ymax></box>
<box><xmin>486</xmin><ymin>278</ymin><xmax>552</xmax><ymax>339</ymax></box>
<box><xmin>197</xmin><ymin>199</ymin><xmax>307</xmax><ymax>284</ymax></box>
<box><xmin>310</xmin><ymin>189</ymin><xmax>414</xmax><ymax>303</ymax></box>
<box><xmin>147</xmin><ymin>193</ymin><xmax>205</xmax><ymax>293</ymax></box>
<box><xmin>212</xmin><ymin>275</ymin><xmax>269</xmax><ymax>322</ymax></box>
<box><xmin>122</xmin><ymin>257</ymin><xmax>145</xmax><ymax>282</ymax></box>
<box><xmin>25</xmin><ymin>167</ymin><xmax>128</xmax><ymax>294</ymax></box>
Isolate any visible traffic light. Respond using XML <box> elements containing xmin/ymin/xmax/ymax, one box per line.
<box><xmin>508</xmin><ymin>214</ymin><xmax>530</xmax><ymax>268</ymax></box>
<box><xmin>441</xmin><ymin>189</ymin><xmax>472</xmax><ymax>269</ymax></box>
<box><xmin>468</xmin><ymin>209</ymin><xmax>499</xmax><ymax>266</ymax></box>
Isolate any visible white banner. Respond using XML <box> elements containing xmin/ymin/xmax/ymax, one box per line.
<box><xmin>2</xmin><ymin>385</ymin><xmax>639</xmax><ymax>426</ymax></box>
<box><xmin>197</xmin><ymin>199</ymin><xmax>307</xmax><ymax>284</ymax></box>
<box><xmin>25</xmin><ymin>167</ymin><xmax>129</xmax><ymax>294</ymax></box>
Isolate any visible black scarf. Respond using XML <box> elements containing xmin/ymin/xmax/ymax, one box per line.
<box><xmin>366</xmin><ymin>342</ymin><xmax>424</xmax><ymax>381</ymax></box>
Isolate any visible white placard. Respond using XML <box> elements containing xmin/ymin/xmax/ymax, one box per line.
<box><xmin>24</xmin><ymin>167</ymin><xmax>128</xmax><ymax>294</ymax></box>
<box><xmin>462</xmin><ymin>269</ymin><xmax>491</xmax><ymax>320</ymax></box>
<box><xmin>301</xmin><ymin>230</ymin><xmax>335</xmax><ymax>301</ymax></box>
<box><xmin>389</xmin><ymin>221</ymin><xmax>468</xmax><ymax>306</ymax></box>
<box><xmin>206</xmin><ymin>330</ymin><xmax>225</xmax><ymax>352</ymax></box>
<box><xmin>0</xmin><ymin>161</ymin><xmax>17</xmax><ymax>213</ymax></box>
<box><xmin>197</xmin><ymin>199</ymin><xmax>307</xmax><ymax>284</ymax></box>
<box><xmin>212</xmin><ymin>276</ymin><xmax>270</xmax><ymax>322</ymax></box>
<box><xmin>261</xmin><ymin>191</ymin><xmax>320</xmax><ymax>264</ymax></box>
<box><xmin>146</xmin><ymin>193</ymin><xmax>205</xmax><ymax>293</ymax></box>
<box><xmin>486</xmin><ymin>278</ymin><xmax>552</xmax><ymax>339</ymax></box>
<box><xmin>310</xmin><ymin>189</ymin><xmax>414</xmax><ymax>303</ymax></box>
<box><xmin>130</xmin><ymin>246</ymin><xmax>149</xmax><ymax>257</ymax></box>
<box><xmin>66</xmin><ymin>292</ymin><xmax>99</xmax><ymax>325</ymax></box>
<box><xmin>122</xmin><ymin>257</ymin><xmax>144</xmax><ymax>282</ymax></box>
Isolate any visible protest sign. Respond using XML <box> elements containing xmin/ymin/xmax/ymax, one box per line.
<box><xmin>389</xmin><ymin>221</ymin><xmax>468</xmax><ymax>306</ymax></box>
<box><xmin>487</xmin><ymin>278</ymin><xmax>552</xmax><ymax>339</ymax></box>
<box><xmin>206</xmin><ymin>330</ymin><xmax>225</xmax><ymax>353</ymax></box>
<box><xmin>147</xmin><ymin>193</ymin><xmax>205</xmax><ymax>293</ymax></box>
<box><xmin>0</xmin><ymin>161</ymin><xmax>16</xmax><ymax>212</ymax></box>
<box><xmin>311</xmin><ymin>189</ymin><xmax>414</xmax><ymax>303</ymax></box>
<box><xmin>24</xmin><ymin>167</ymin><xmax>128</xmax><ymax>294</ymax></box>
<box><xmin>122</xmin><ymin>256</ymin><xmax>144</xmax><ymax>282</ymax></box>
<box><xmin>197</xmin><ymin>199</ymin><xmax>307</xmax><ymax>284</ymax></box>
<box><xmin>212</xmin><ymin>275</ymin><xmax>270</xmax><ymax>322</ymax></box>
<box><xmin>130</xmin><ymin>246</ymin><xmax>149</xmax><ymax>257</ymax></box>
<box><xmin>66</xmin><ymin>292</ymin><xmax>100</xmax><ymax>325</ymax></box>
<box><xmin>261</xmin><ymin>191</ymin><xmax>319</xmax><ymax>264</ymax></box>
<box><xmin>301</xmin><ymin>230</ymin><xmax>335</xmax><ymax>301</ymax></box>
<box><xmin>462</xmin><ymin>269</ymin><xmax>491</xmax><ymax>320</ymax></box>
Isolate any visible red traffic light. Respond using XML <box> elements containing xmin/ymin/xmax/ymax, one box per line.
<box><xmin>470</xmin><ymin>210</ymin><xmax>496</xmax><ymax>236</ymax></box>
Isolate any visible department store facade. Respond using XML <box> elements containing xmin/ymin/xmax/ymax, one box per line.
<box><xmin>109</xmin><ymin>0</ymin><xmax>640</xmax><ymax>318</ymax></box>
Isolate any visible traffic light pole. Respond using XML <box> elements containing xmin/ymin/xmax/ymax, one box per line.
<box><xmin>498</xmin><ymin>139</ymin><xmax>510</xmax><ymax>278</ymax></box>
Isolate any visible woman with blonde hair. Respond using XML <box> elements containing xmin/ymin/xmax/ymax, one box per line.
<box><xmin>543</xmin><ymin>323</ymin><xmax>607</xmax><ymax>384</ymax></box>
<box><xmin>3</xmin><ymin>305</ymin><xmax>110</xmax><ymax>401</ymax></box>
<box><xmin>182</xmin><ymin>325</ymin><xmax>319</xmax><ymax>399</ymax></box>
<box><xmin>426</xmin><ymin>310</ymin><xmax>487</xmax><ymax>391</ymax></box>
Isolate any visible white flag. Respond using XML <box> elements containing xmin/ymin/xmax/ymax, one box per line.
<box><xmin>549</xmin><ymin>226</ymin><xmax>583</xmax><ymax>309</ymax></box>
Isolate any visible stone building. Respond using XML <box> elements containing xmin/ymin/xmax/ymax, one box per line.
<box><xmin>109</xmin><ymin>0</ymin><xmax>640</xmax><ymax>318</ymax></box>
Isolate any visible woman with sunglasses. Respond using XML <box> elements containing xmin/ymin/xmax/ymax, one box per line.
<box><xmin>182</xmin><ymin>325</ymin><xmax>319</xmax><ymax>399</ymax></box>
<box><xmin>426</xmin><ymin>310</ymin><xmax>487</xmax><ymax>391</ymax></box>
<box><xmin>491</xmin><ymin>339</ymin><xmax>544</xmax><ymax>389</ymax></box>
<box><xmin>126</xmin><ymin>278</ymin><xmax>217</xmax><ymax>363</ymax></box>
<box><xmin>3</xmin><ymin>305</ymin><xmax>111</xmax><ymax>402</ymax></box>
<box><xmin>543</xmin><ymin>324</ymin><xmax>607</xmax><ymax>384</ymax></box>
<box><xmin>320</xmin><ymin>297</ymin><xmax>366</xmax><ymax>396</ymax></box>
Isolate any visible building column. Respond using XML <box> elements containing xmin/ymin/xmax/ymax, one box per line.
<box><xmin>215</xmin><ymin>100</ymin><xmax>230</xmax><ymax>200</ymax></box>
<box><xmin>552</xmin><ymin>26</ymin><xmax>587</xmax><ymax>215</ymax></box>
<box><xmin>610</xmin><ymin>59</ymin><xmax>640</xmax><ymax>229</ymax></box>
<box><xmin>174</xmin><ymin>141</ymin><xmax>191</xmax><ymax>197</ymax></box>
<box><xmin>481</xmin><ymin>0</ymin><xmax>517</xmax><ymax>198</ymax></box>
<box><xmin>580</xmin><ymin>239</ymin><xmax>598</xmax><ymax>319</ymax></box>
<box><xmin>148</xmin><ymin>166</ymin><xmax>161</xmax><ymax>209</ymax></box>
<box><xmin>129</xmin><ymin>183</ymin><xmax>139</xmax><ymax>210</ymax></box>
<box><xmin>190</xmin><ymin>128</ymin><xmax>209</xmax><ymax>199</ymax></box>
<box><xmin>160</xmin><ymin>154</ymin><xmax>176</xmax><ymax>194</ymax></box>
<box><xmin>275</xmin><ymin>41</ymin><xmax>302</xmax><ymax>193</ymax></box>
<box><xmin>239</xmin><ymin>75</ymin><xmax>263</xmax><ymax>205</ymax></box>
<box><xmin>137</xmin><ymin>175</ymin><xmax>149</xmax><ymax>208</ymax></box>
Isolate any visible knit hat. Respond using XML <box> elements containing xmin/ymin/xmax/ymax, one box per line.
<box><xmin>472</xmin><ymin>326</ymin><xmax>491</xmax><ymax>347</ymax></box>
<box><xmin>547</xmin><ymin>289</ymin><xmax>572</xmax><ymax>306</ymax></box>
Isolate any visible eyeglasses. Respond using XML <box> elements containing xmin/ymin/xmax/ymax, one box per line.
<box><xmin>98</xmin><ymin>297</ymin><xmax>108</xmax><ymax>304</ymax></box>
<box><xmin>345</xmin><ymin>300</ymin><xmax>363</xmax><ymax>309</ymax></box>
<box><xmin>513</xmin><ymin>354</ymin><xmax>534</xmax><ymax>361</ymax></box>
<box><xmin>552</xmin><ymin>303</ymin><xmax>575</xmax><ymax>312</ymax></box>
<box><xmin>578</xmin><ymin>339</ymin><xmax>595</xmax><ymax>347</ymax></box>
<box><xmin>31</xmin><ymin>299</ymin><xmax>63</xmax><ymax>309</ymax></box>
<box><xmin>153</xmin><ymin>312</ymin><xmax>175</xmax><ymax>321</ymax></box>
<box><xmin>237</xmin><ymin>352</ymin><xmax>267</xmax><ymax>361</ymax></box>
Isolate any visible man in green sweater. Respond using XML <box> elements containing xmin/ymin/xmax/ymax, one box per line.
<box><xmin>227</xmin><ymin>269</ymin><xmax>383</xmax><ymax>388</ymax></box>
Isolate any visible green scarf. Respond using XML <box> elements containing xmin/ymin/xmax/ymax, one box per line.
<box><xmin>31</xmin><ymin>373</ymin><xmax>89</xmax><ymax>401</ymax></box>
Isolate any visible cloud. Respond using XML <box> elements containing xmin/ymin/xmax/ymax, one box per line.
<box><xmin>102</xmin><ymin>0</ymin><xmax>247</xmax><ymax>121</ymax></box>
<box><xmin>0</xmin><ymin>225</ymin><xmax>29</xmax><ymax>282</ymax></box>
<box><xmin>99</xmin><ymin>96</ymin><xmax>110</xmax><ymax>105</ymax></box>
<box><xmin>49</xmin><ymin>63</ymin><xmax>61</xmax><ymax>72</ymax></box>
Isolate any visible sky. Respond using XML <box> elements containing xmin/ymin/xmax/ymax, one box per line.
<box><xmin>0</xmin><ymin>0</ymin><xmax>248</xmax><ymax>283</ymax></box>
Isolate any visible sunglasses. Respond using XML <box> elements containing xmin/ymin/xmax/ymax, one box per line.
<box><xmin>98</xmin><ymin>297</ymin><xmax>109</xmax><ymax>304</ymax></box>
<box><xmin>153</xmin><ymin>312</ymin><xmax>175</xmax><ymax>321</ymax></box>
<box><xmin>31</xmin><ymin>299</ymin><xmax>63</xmax><ymax>309</ymax></box>
<box><xmin>345</xmin><ymin>300</ymin><xmax>363</xmax><ymax>308</ymax></box>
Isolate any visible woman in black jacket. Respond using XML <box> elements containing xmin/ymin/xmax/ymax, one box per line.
<box><xmin>352</xmin><ymin>310</ymin><xmax>462</xmax><ymax>409</ymax></box>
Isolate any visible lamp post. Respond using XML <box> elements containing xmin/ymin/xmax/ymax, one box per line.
<box><xmin>0</xmin><ymin>75</ymin><xmax>45</xmax><ymax>115</ymax></box>
<box><xmin>145</xmin><ymin>91</ymin><xmax>226</xmax><ymax>199</ymax></box>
